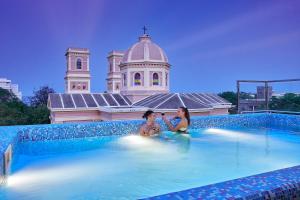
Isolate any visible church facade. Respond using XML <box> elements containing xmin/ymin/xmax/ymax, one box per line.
<box><xmin>106</xmin><ymin>34</ymin><xmax>170</xmax><ymax>102</ymax></box>
<box><xmin>48</xmin><ymin>33</ymin><xmax>231</xmax><ymax>123</ymax></box>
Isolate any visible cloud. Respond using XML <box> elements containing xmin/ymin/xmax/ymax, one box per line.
<box><xmin>191</xmin><ymin>30</ymin><xmax>300</xmax><ymax>59</ymax></box>
<box><xmin>166</xmin><ymin>1</ymin><xmax>299</xmax><ymax>52</ymax></box>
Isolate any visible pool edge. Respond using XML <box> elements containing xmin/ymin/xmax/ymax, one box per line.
<box><xmin>140</xmin><ymin>165</ymin><xmax>300</xmax><ymax>199</ymax></box>
<box><xmin>0</xmin><ymin>113</ymin><xmax>299</xmax><ymax>199</ymax></box>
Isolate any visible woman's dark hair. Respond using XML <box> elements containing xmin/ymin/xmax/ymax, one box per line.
<box><xmin>142</xmin><ymin>110</ymin><xmax>154</xmax><ymax>120</ymax></box>
<box><xmin>180</xmin><ymin>106</ymin><xmax>190</xmax><ymax>125</ymax></box>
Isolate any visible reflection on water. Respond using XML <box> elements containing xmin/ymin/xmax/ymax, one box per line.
<box><xmin>159</xmin><ymin>132</ymin><xmax>191</xmax><ymax>153</ymax></box>
<box><xmin>118</xmin><ymin>133</ymin><xmax>191</xmax><ymax>154</ymax></box>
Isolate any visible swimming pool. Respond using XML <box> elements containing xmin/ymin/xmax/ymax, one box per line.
<box><xmin>0</xmin><ymin>113</ymin><xmax>299</xmax><ymax>199</ymax></box>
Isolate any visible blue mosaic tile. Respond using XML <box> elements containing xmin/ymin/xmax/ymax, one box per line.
<box><xmin>0</xmin><ymin>113</ymin><xmax>300</xmax><ymax>199</ymax></box>
<box><xmin>267</xmin><ymin>114</ymin><xmax>300</xmax><ymax>132</ymax></box>
<box><xmin>141</xmin><ymin>165</ymin><xmax>300</xmax><ymax>200</ymax></box>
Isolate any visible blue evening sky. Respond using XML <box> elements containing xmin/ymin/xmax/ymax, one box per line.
<box><xmin>1</xmin><ymin>0</ymin><xmax>300</xmax><ymax>97</ymax></box>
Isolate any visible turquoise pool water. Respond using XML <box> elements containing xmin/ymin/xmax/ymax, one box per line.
<box><xmin>1</xmin><ymin>127</ymin><xmax>300</xmax><ymax>199</ymax></box>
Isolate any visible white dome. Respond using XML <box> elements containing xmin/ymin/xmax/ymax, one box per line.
<box><xmin>122</xmin><ymin>34</ymin><xmax>168</xmax><ymax>63</ymax></box>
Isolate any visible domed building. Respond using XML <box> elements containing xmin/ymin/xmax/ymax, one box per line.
<box><xmin>106</xmin><ymin>34</ymin><xmax>170</xmax><ymax>102</ymax></box>
<box><xmin>47</xmin><ymin>31</ymin><xmax>231</xmax><ymax>123</ymax></box>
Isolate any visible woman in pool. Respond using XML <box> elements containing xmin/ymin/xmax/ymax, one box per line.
<box><xmin>162</xmin><ymin>107</ymin><xmax>190</xmax><ymax>133</ymax></box>
<box><xmin>139</xmin><ymin>110</ymin><xmax>161</xmax><ymax>136</ymax></box>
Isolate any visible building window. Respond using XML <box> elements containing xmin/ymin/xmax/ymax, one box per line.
<box><xmin>123</xmin><ymin>73</ymin><xmax>127</xmax><ymax>86</ymax></box>
<box><xmin>165</xmin><ymin>73</ymin><xmax>168</xmax><ymax>86</ymax></box>
<box><xmin>153</xmin><ymin>73</ymin><xmax>159</xmax><ymax>86</ymax></box>
<box><xmin>109</xmin><ymin>63</ymin><xmax>113</xmax><ymax>72</ymax></box>
<box><xmin>76</xmin><ymin>58</ymin><xmax>82</xmax><ymax>69</ymax></box>
<box><xmin>134</xmin><ymin>73</ymin><xmax>141</xmax><ymax>86</ymax></box>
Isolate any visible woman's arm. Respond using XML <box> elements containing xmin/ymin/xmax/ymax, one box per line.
<box><xmin>163</xmin><ymin>117</ymin><xmax>186</xmax><ymax>132</ymax></box>
<box><xmin>139</xmin><ymin>125</ymin><xmax>148</xmax><ymax>136</ymax></box>
<box><xmin>155</xmin><ymin>123</ymin><xmax>161</xmax><ymax>133</ymax></box>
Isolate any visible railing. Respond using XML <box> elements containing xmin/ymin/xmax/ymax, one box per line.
<box><xmin>241</xmin><ymin>110</ymin><xmax>300</xmax><ymax>115</ymax></box>
<box><xmin>236</xmin><ymin>78</ymin><xmax>300</xmax><ymax>113</ymax></box>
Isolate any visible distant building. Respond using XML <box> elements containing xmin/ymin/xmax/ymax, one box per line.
<box><xmin>48</xmin><ymin>32</ymin><xmax>231</xmax><ymax>123</ymax></box>
<box><xmin>256</xmin><ymin>86</ymin><xmax>272</xmax><ymax>100</ymax></box>
<box><xmin>272</xmin><ymin>92</ymin><xmax>300</xmax><ymax>98</ymax></box>
<box><xmin>239</xmin><ymin>86</ymin><xmax>273</xmax><ymax>112</ymax></box>
<box><xmin>239</xmin><ymin>99</ymin><xmax>265</xmax><ymax>112</ymax></box>
<box><xmin>0</xmin><ymin>78</ymin><xmax>22</xmax><ymax>100</ymax></box>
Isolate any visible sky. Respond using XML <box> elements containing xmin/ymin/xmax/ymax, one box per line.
<box><xmin>1</xmin><ymin>0</ymin><xmax>300</xmax><ymax>97</ymax></box>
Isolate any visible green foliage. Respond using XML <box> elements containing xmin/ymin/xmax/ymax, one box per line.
<box><xmin>218</xmin><ymin>91</ymin><xmax>237</xmax><ymax>105</ymax></box>
<box><xmin>269</xmin><ymin>93</ymin><xmax>300</xmax><ymax>112</ymax></box>
<box><xmin>0</xmin><ymin>87</ymin><xmax>19</xmax><ymax>103</ymax></box>
<box><xmin>0</xmin><ymin>86</ymin><xmax>54</xmax><ymax>126</ymax></box>
<box><xmin>218</xmin><ymin>91</ymin><xmax>255</xmax><ymax>106</ymax></box>
<box><xmin>0</xmin><ymin>101</ymin><xmax>29</xmax><ymax>125</ymax></box>
<box><xmin>26</xmin><ymin>105</ymin><xmax>50</xmax><ymax>124</ymax></box>
<box><xmin>218</xmin><ymin>91</ymin><xmax>237</xmax><ymax>114</ymax></box>
<box><xmin>30</xmin><ymin>86</ymin><xmax>55</xmax><ymax>107</ymax></box>
<box><xmin>219</xmin><ymin>91</ymin><xmax>300</xmax><ymax>113</ymax></box>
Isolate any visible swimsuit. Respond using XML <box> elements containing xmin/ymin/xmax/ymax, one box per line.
<box><xmin>171</xmin><ymin>118</ymin><xmax>188</xmax><ymax>133</ymax></box>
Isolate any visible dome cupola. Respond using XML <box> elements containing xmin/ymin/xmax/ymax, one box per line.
<box><xmin>121</xmin><ymin>34</ymin><xmax>168</xmax><ymax>64</ymax></box>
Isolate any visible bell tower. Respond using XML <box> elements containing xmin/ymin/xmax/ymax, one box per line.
<box><xmin>64</xmin><ymin>48</ymin><xmax>91</xmax><ymax>93</ymax></box>
<box><xmin>106</xmin><ymin>51</ymin><xmax>124</xmax><ymax>93</ymax></box>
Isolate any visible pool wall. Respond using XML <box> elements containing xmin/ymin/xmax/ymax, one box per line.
<box><xmin>0</xmin><ymin>113</ymin><xmax>300</xmax><ymax>199</ymax></box>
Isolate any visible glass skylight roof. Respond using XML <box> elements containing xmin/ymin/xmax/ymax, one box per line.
<box><xmin>49</xmin><ymin>93</ymin><xmax>230</xmax><ymax>110</ymax></box>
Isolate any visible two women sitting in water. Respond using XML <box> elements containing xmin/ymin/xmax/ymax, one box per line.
<box><xmin>139</xmin><ymin>107</ymin><xmax>190</xmax><ymax>136</ymax></box>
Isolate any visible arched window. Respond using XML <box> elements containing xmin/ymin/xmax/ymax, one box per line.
<box><xmin>109</xmin><ymin>63</ymin><xmax>113</xmax><ymax>72</ymax></box>
<box><xmin>134</xmin><ymin>73</ymin><xmax>141</xmax><ymax>86</ymax></box>
<box><xmin>165</xmin><ymin>73</ymin><xmax>168</xmax><ymax>86</ymax></box>
<box><xmin>153</xmin><ymin>73</ymin><xmax>159</xmax><ymax>86</ymax></box>
<box><xmin>123</xmin><ymin>73</ymin><xmax>127</xmax><ymax>86</ymax></box>
<box><xmin>76</xmin><ymin>58</ymin><xmax>82</xmax><ymax>69</ymax></box>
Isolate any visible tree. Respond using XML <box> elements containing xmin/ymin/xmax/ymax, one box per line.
<box><xmin>0</xmin><ymin>87</ymin><xmax>19</xmax><ymax>103</ymax></box>
<box><xmin>218</xmin><ymin>91</ymin><xmax>238</xmax><ymax>114</ymax></box>
<box><xmin>26</xmin><ymin>105</ymin><xmax>50</xmax><ymax>124</ymax></box>
<box><xmin>0</xmin><ymin>86</ymin><xmax>54</xmax><ymax>126</ymax></box>
<box><xmin>0</xmin><ymin>88</ymin><xmax>29</xmax><ymax>125</ymax></box>
<box><xmin>219</xmin><ymin>91</ymin><xmax>255</xmax><ymax>105</ymax></box>
<box><xmin>269</xmin><ymin>93</ymin><xmax>300</xmax><ymax>112</ymax></box>
<box><xmin>218</xmin><ymin>91</ymin><xmax>237</xmax><ymax>105</ymax></box>
<box><xmin>218</xmin><ymin>91</ymin><xmax>256</xmax><ymax>114</ymax></box>
<box><xmin>30</xmin><ymin>86</ymin><xmax>55</xmax><ymax>107</ymax></box>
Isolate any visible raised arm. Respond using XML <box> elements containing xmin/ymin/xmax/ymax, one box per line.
<box><xmin>163</xmin><ymin>117</ymin><xmax>186</xmax><ymax>132</ymax></box>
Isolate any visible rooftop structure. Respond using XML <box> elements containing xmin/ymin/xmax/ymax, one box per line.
<box><xmin>48</xmin><ymin>31</ymin><xmax>231</xmax><ymax>123</ymax></box>
<box><xmin>107</xmin><ymin>33</ymin><xmax>170</xmax><ymax>102</ymax></box>
<box><xmin>48</xmin><ymin>92</ymin><xmax>230</xmax><ymax>123</ymax></box>
<box><xmin>64</xmin><ymin>48</ymin><xmax>91</xmax><ymax>94</ymax></box>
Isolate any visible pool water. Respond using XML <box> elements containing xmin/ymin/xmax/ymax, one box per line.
<box><xmin>1</xmin><ymin>127</ymin><xmax>300</xmax><ymax>199</ymax></box>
